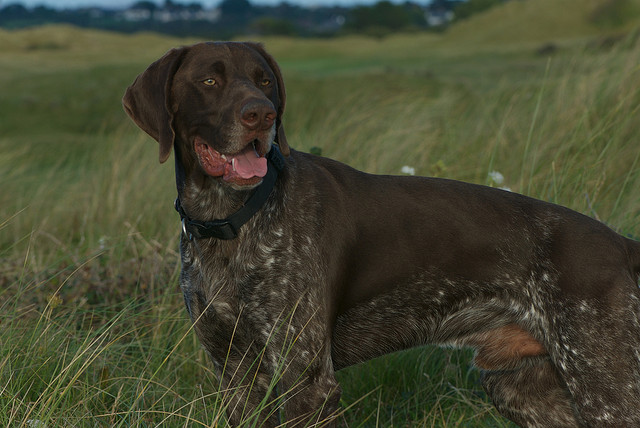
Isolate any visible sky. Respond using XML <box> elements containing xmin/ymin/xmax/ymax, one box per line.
<box><xmin>11</xmin><ymin>0</ymin><xmax>411</xmax><ymax>9</ymax></box>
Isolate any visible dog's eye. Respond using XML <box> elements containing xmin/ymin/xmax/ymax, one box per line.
<box><xmin>203</xmin><ymin>78</ymin><xmax>216</xmax><ymax>86</ymax></box>
<box><xmin>260</xmin><ymin>79</ymin><xmax>271</xmax><ymax>87</ymax></box>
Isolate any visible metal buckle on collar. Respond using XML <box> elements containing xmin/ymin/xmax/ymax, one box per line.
<box><xmin>181</xmin><ymin>218</ymin><xmax>193</xmax><ymax>241</ymax></box>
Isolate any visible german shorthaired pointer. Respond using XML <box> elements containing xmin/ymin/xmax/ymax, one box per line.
<box><xmin>123</xmin><ymin>42</ymin><xmax>640</xmax><ymax>427</ymax></box>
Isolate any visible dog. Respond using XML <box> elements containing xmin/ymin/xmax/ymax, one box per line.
<box><xmin>123</xmin><ymin>41</ymin><xmax>640</xmax><ymax>427</ymax></box>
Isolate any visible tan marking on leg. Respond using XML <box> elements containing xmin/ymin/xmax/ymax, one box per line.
<box><xmin>472</xmin><ymin>324</ymin><xmax>547</xmax><ymax>370</ymax></box>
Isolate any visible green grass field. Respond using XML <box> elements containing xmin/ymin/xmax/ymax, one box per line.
<box><xmin>2</xmin><ymin>1</ymin><xmax>640</xmax><ymax>425</ymax></box>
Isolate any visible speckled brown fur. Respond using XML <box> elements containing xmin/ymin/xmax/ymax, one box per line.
<box><xmin>124</xmin><ymin>42</ymin><xmax>640</xmax><ymax>427</ymax></box>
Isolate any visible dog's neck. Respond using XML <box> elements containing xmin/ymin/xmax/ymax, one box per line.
<box><xmin>179</xmin><ymin>175</ymin><xmax>252</xmax><ymax>221</ymax></box>
<box><xmin>173</xmin><ymin>143</ymin><xmax>286</xmax><ymax>240</ymax></box>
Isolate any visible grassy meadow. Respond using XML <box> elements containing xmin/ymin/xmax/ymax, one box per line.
<box><xmin>2</xmin><ymin>1</ymin><xmax>640</xmax><ymax>425</ymax></box>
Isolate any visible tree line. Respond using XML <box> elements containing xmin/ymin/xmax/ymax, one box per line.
<box><xmin>0</xmin><ymin>0</ymin><xmax>508</xmax><ymax>38</ymax></box>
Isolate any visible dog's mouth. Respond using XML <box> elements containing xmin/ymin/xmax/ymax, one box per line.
<box><xmin>194</xmin><ymin>136</ymin><xmax>269</xmax><ymax>187</ymax></box>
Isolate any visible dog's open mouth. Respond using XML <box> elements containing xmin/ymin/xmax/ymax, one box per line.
<box><xmin>194</xmin><ymin>136</ymin><xmax>268</xmax><ymax>187</ymax></box>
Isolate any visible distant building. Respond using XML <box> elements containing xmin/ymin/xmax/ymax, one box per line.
<box><xmin>425</xmin><ymin>0</ymin><xmax>463</xmax><ymax>27</ymax></box>
<box><xmin>122</xmin><ymin>5</ymin><xmax>219</xmax><ymax>23</ymax></box>
<box><xmin>122</xmin><ymin>8</ymin><xmax>148</xmax><ymax>21</ymax></box>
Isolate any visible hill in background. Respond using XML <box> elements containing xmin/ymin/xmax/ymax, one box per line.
<box><xmin>446</xmin><ymin>0</ymin><xmax>640</xmax><ymax>47</ymax></box>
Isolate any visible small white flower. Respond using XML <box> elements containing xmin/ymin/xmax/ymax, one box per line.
<box><xmin>401</xmin><ymin>165</ymin><xmax>416</xmax><ymax>175</ymax></box>
<box><xmin>488</xmin><ymin>170</ymin><xmax>504</xmax><ymax>185</ymax></box>
<box><xmin>98</xmin><ymin>236</ymin><xmax>108</xmax><ymax>251</ymax></box>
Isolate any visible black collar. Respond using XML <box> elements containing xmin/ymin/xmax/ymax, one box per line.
<box><xmin>174</xmin><ymin>145</ymin><xmax>285</xmax><ymax>240</ymax></box>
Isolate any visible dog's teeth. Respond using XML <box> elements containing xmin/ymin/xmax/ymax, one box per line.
<box><xmin>221</xmin><ymin>154</ymin><xmax>227</xmax><ymax>161</ymax></box>
<box><xmin>232</xmin><ymin>158</ymin><xmax>236</xmax><ymax>171</ymax></box>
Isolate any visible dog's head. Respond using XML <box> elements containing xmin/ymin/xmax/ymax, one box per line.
<box><xmin>123</xmin><ymin>42</ymin><xmax>289</xmax><ymax>189</ymax></box>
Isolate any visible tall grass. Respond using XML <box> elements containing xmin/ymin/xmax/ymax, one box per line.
<box><xmin>1</xmin><ymin>23</ymin><xmax>640</xmax><ymax>426</ymax></box>
<box><xmin>0</xmin><ymin>287</ymin><xmax>228</xmax><ymax>426</ymax></box>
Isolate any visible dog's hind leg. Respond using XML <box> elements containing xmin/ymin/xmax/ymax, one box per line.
<box><xmin>481</xmin><ymin>357</ymin><xmax>578</xmax><ymax>428</ymax></box>
<box><xmin>484</xmin><ymin>279</ymin><xmax>640</xmax><ymax>427</ymax></box>
<box><xmin>540</xmin><ymin>279</ymin><xmax>640</xmax><ymax>427</ymax></box>
<box><xmin>470</xmin><ymin>325</ymin><xmax>578</xmax><ymax>427</ymax></box>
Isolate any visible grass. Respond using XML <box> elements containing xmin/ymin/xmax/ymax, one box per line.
<box><xmin>2</xmin><ymin>10</ymin><xmax>640</xmax><ymax>426</ymax></box>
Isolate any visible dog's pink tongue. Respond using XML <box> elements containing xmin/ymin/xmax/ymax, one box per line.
<box><xmin>232</xmin><ymin>146</ymin><xmax>268</xmax><ymax>179</ymax></box>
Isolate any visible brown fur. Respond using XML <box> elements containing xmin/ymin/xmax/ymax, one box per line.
<box><xmin>123</xmin><ymin>41</ymin><xmax>640</xmax><ymax>427</ymax></box>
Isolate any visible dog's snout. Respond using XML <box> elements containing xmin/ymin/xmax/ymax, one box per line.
<box><xmin>240</xmin><ymin>99</ymin><xmax>276</xmax><ymax>131</ymax></box>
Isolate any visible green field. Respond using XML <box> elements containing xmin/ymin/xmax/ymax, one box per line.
<box><xmin>2</xmin><ymin>1</ymin><xmax>640</xmax><ymax>426</ymax></box>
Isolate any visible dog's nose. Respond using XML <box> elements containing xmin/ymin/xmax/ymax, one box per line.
<box><xmin>240</xmin><ymin>100</ymin><xmax>276</xmax><ymax>131</ymax></box>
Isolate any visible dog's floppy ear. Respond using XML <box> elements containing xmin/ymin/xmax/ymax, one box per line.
<box><xmin>244</xmin><ymin>42</ymin><xmax>290</xmax><ymax>157</ymax></box>
<box><xmin>122</xmin><ymin>47</ymin><xmax>186</xmax><ymax>163</ymax></box>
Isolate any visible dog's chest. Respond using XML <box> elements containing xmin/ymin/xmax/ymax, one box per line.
<box><xmin>180</xmin><ymin>223</ymin><xmax>324</xmax><ymax>313</ymax></box>
<box><xmin>178</xmin><ymin>223</ymin><xmax>330</xmax><ymax>365</ymax></box>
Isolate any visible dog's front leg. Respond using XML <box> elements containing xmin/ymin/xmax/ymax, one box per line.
<box><xmin>214</xmin><ymin>350</ymin><xmax>280</xmax><ymax>427</ymax></box>
<box><xmin>185</xmin><ymin>291</ymin><xmax>281</xmax><ymax>427</ymax></box>
<box><xmin>244</xmin><ymin>292</ymin><xmax>341</xmax><ymax>427</ymax></box>
<box><xmin>278</xmin><ymin>339</ymin><xmax>342</xmax><ymax>427</ymax></box>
